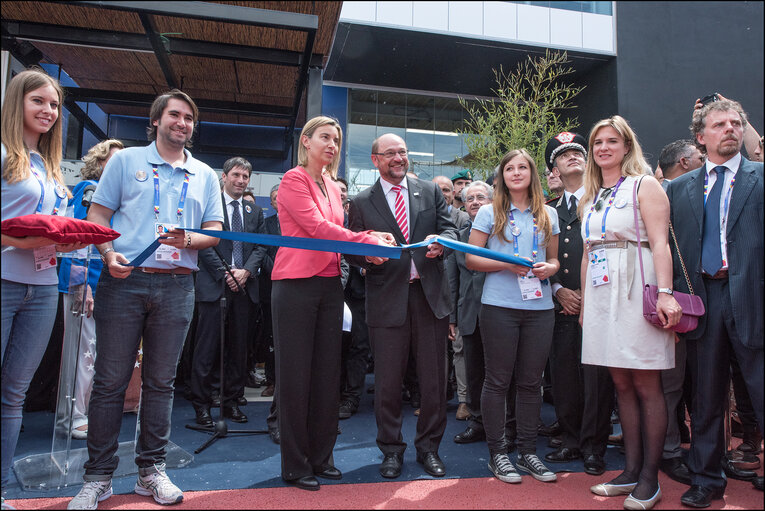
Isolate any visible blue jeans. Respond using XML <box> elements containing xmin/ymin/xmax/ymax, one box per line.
<box><xmin>84</xmin><ymin>271</ymin><xmax>194</xmax><ymax>479</ymax></box>
<box><xmin>1</xmin><ymin>280</ymin><xmax>59</xmax><ymax>491</ymax></box>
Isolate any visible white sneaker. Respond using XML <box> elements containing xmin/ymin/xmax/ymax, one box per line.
<box><xmin>134</xmin><ymin>463</ymin><xmax>183</xmax><ymax>505</ymax></box>
<box><xmin>67</xmin><ymin>480</ymin><xmax>113</xmax><ymax>510</ymax></box>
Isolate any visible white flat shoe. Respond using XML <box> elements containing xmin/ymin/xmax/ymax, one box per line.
<box><xmin>591</xmin><ymin>481</ymin><xmax>638</xmax><ymax>496</ymax></box>
<box><xmin>624</xmin><ymin>486</ymin><xmax>661</xmax><ymax>510</ymax></box>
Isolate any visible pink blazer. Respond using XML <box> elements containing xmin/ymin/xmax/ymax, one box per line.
<box><xmin>272</xmin><ymin>166</ymin><xmax>377</xmax><ymax>280</ymax></box>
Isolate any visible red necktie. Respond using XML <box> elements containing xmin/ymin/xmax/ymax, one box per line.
<box><xmin>392</xmin><ymin>185</ymin><xmax>409</xmax><ymax>243</ymax></box>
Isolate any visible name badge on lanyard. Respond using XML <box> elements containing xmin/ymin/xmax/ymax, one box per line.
<box><xmin>584</xmin><ymin>177</ymin><xmax>626</xmax><ymax>287</ymax></box>
<box><xmin>509</xmin><ymin>209</ymin><xmax>543</xmax><ymax>300</ymax></box>
<box><xmin>31</xmin><ymin>169</ymin><xmax>63</xmax><ymax>271</ymax></box>
<box><xmin>152</xmin><ymin>167</ymin><xmax>190</xmax><ymax>261</ymax></box>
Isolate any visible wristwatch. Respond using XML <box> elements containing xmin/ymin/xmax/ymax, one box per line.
<box><xmin>657</xmin><ymin>287</ymin><xmax>673</xmax><ymax>295</ymax></box>
<box><xmin>100</xmin><ymin>247</ymin><xmax>115</xmax><ymax>263</ymax></box>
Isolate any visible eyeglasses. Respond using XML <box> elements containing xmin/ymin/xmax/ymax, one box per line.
<box><xmin>465</xmin><ymin>194</ymin><xmax>488</xmax><ymax>203</ymax></box>
<box><xmin>372</xmin><ymin>149</ymin><xmax>408</xmax><ymax>159</ymax></box>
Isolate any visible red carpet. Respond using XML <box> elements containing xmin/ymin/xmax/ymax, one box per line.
<box><xmin>7</xmin><ymin>470</ymin><xmax>762</xmax><ymax>509</ymax></box>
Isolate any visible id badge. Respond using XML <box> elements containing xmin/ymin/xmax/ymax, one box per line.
<box><xmin>155</xmin><ymin>223</ymin><xmax>181</xmax><ymax>261</ymax></box>
<box><xmin>518</xmin><ymin>270</ymin><xmax>543</xmax><ymax>300</ymax></box>
<box><xmin>589</xmin><ymin>248</ymin><xmax>610</xmax><ymax>286</ymax></box>
<box><xmin>34</xmin><ymin>245</ymin><xmax>57</xmax><ymax>271</ymax></box>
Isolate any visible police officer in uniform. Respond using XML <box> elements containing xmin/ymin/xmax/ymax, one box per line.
<box><xmin>543</xmin><ymin>133</ymin><xmax>614</xmax><ymax>476</ymax></box>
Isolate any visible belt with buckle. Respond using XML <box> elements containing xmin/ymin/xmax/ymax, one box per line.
<box><xmin>589</xmin><ymin>240</ymin><xmax>649</xmax><ymax>250</ymax></box>
<box><xmin>138</xmin><ymin>267</ymin><xmax>193</xmax><ymax>275</ymax></box>
<box><xmin>702</xmin><ymin>269</ymin><xmax>728</xmax><ymax>280</ymax></box>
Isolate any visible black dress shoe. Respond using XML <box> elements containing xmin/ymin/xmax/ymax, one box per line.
<box><xmin>268</xmin><ymin>427</ymin><xmax>280</xmax><ymax>445</ymax></box>
<box><xmin>237</xmin><ymin>396</ymin><xmax>247</xmax><ymax>406</ymax></box>
<box><xmin>416</xmin><ymin>451</ymin><xmax>445</xmax><ymax>477</ymax></box>
<box><xmin>454</xmin><ymin>426</ymin><xmax>485</xmax><ymax>444</ymax></box>
<box><xmin>548</xmin><ymin>436</ymin><xmax>563</xmax><ymax>449</ymax></box>
<box><xmin>380</xmin><ymin>453</ymin><xmax>403</xmax><ymax>479</ymax></box>
<box><xmin>538</xmin><ymin>420</ymin><xmax>561</xmax><ymax>437</ymax></box>
<box><xmin>193</xmin><ymin>405</ymin><xmax>213</xmax><ymax>427</ymax></box>
<box><xmin>544</xmin><ymin>447</ymin><xmax>582</xmax><ymax>463</ymax></box>
<box><xmin>583</xmin><ymin>454</ymin><xmax>606</xmax><ymax>475</ymax></box>
<box><xmin>660</xmin><ymin>456</ymin><xmax>692</xmax><ymax>485</ymax></box>
<box><xmin>680</xmin><ymin>485</ymin><xmax>724</xmax><ymax>508</ymax></box>
<box><xmin>313</xmin><ymin>465</ymin><xmax>342</xmax><ymax>480</ymax></box>
<box><xmin>753</xmin><ymin>476</ymin><xmax>763</xmax><ymax>491</ymax></box>
<box><xmin>223</xmin><ymin>404</ymin><xmax>248</xmax><ymax>423</ymax></box>
<box><xmin>285</xmin><ymin>475</ymin><xmax>320</xmax><ymax>491</ymax></box>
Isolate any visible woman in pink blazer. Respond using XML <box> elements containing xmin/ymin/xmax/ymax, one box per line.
<box><xmin>271</xmin><ymin>116</ymin><xmax>392</xmax><ymax>491</ymax></box>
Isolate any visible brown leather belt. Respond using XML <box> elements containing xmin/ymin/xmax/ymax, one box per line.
<box><xmin>702</xmin><ymin>269</ymin><xmax>728</xmax><ymax>280</ymax></box>
<box><xmin>138</xmin><ymin>267</ymin><xmax>193</xmax><ymax>275</ymax></box>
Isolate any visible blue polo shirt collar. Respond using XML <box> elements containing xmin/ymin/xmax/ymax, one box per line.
<box><xmin>145</xmin><ymin>141</ymin><xmax>196</xmax><ymax>174</ymax></box>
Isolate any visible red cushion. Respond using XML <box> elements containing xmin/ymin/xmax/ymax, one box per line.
<box><xmin>1</xmin><ymin>214</ymin><xmax>120</xmax><ymax>244</ymax></box>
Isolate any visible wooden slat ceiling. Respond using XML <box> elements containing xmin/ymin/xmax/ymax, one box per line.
<box><xmin>1</xmin><ymin>1</ymin><xmax>341</xmax><ymax>128</ymax></box>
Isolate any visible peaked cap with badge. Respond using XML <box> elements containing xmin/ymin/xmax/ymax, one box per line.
<box><xmin>545</xmin><ymin>132</ymin><xmax>588</xmax><ymax>169</ymax></box>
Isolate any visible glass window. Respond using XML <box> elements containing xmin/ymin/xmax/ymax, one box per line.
<box><xmin>508</xmin><ymin>1</ymin><xmax>612</xmax><ymax>15</ymax></box>
<box><xmin>346</xmin><ymin>89</ymin><xmax>475</xmax><ymax>195</ymax></box>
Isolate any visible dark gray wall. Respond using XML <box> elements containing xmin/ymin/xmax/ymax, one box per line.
<box><xmin>615</xmin><ymin>1</ymin><xmax>763</xmax><ymax>165</ymax></box>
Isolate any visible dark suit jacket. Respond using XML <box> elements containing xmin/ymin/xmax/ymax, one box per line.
<box><xmin>666</xmin><ymin>157</ymin><xmax>763</xmax><ymax>347</ymax></box>
<box><xmin>196</xmin><ymin>194</ymin><xmax>267</xmax><ymax>304</ymax></box>
<box><xmin>549</xmin><ymin>194</ymin><xmax>584</xmax><ymax>315</ymax></box>
<box><xmin>347</xmin><ymin>177</ymin><xmax>457</xmax><ymax>328</ymax></box>
<box><xmin>446</xmin><ymin>221</ymin><xmax>486</xmax><ymax>336</ymax></box>
<box><xmin>258</xmin><ymin>212</ymin><xmax>280</xmax><ymax>303</ymax></box>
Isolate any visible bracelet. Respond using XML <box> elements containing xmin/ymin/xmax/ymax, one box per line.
<box><xmin>100</xmin><ymin>247</ymin><xmax>114</xmax><ymax>263</ymax></box>
<box><xmin>185</xmin><ymin>233</ymin><xmax>192</xmax><ymax>249</ymax></box>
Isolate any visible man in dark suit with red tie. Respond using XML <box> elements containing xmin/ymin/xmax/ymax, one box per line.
<box><xmin>348</xmin><ymin>134</ymin><xmax>457</xmax><ymax>479</ymax></box>
<box><xmin>667</xmin><ymin>99</ymin><xmax>763</xmax><ymax>506</ymax></box>
<box><xmin>190</xmin><ymin>157</ymin><xmax>266</xmax><ymax>426</ymax></box>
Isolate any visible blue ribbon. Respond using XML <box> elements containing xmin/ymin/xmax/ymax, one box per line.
<box><xmin>124</xmin><ymin>230</ymin><xmax>535</xmax><ymax>269</ymax></box>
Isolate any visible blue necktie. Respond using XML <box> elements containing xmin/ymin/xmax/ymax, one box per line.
<box><xmin>701</xmin><ymin>166</ymin><xmax>725</xmax><ymax>275</ymax></box>
<box><xmin>231</xmin><ymin>200</ymin><xmax>243</xmax><ymax>268</ymax></box>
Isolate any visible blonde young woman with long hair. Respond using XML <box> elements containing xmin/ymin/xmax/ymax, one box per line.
<box><xmin>1</xmin><ymin>68</ymin><xmax>85</xmax><ymax>505</ymax></box>
<box><xmin>578</xmin><ymin>116</ymin><xmax>681</xmax><ymax>510</ymax></box>
<box><xmin>466</xmin><ymin>148</ymin><xmax>560</xmax><ymax>485</ymax></box>
<box><xmin>270</xmin><ymin>116</ymin><xmax>394</xmax><ymax>491</ymax></box>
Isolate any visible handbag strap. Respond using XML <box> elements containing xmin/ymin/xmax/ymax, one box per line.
<box><xmin>633</xmin><ymin>177</ymin><xmax>647</xmax><ymax>289</ymax></box>
<box><xmin>669</xmin><ymin>221</ymin><xmax>695</xmax><ymax>295</ymax></box>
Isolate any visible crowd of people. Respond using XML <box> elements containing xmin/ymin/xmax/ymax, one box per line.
<box><xmin>1</xmin><ymin>67</ymin><xmax>763</xmax><ymax>511</ymax></box>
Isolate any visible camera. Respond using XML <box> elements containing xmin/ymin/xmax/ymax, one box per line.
<box><xmin>700</xmin><ymin>93</ymin><xmax>719</xmax><ymax>106</ymax></box>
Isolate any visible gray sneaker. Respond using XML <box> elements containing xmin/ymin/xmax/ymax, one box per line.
<box><xmin>134</xmin><ymin>463</ymin><xmax>183</xmax><ymax>505</ymax></box>
<box><xmin>67</xmin><ymin>480</ymin><xmax>113</xmax><ymax>510</ymax></box>
<box><xmin>517</xmin><ymin>453</ymin><xmax>557</xmax><ymax>482</ymax></box>
<box><xmin>488</xmin><ymin>453</ymin><xmax>522</xmax><ymax>483</ymax></box>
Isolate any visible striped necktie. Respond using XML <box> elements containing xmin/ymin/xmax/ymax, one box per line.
<box><xmin>392</xmin><ymin>185</ymin><xmax>409</xmax><ymax>243</ymax></box>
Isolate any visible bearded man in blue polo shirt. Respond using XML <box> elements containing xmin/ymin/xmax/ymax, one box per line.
<box><xmin>69</xmin><ymin>90</ymin><xmax>223</xmax><ymax>510</ymax></box>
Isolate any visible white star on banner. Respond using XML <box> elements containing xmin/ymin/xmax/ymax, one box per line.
<box><xmin>87</xmin><ymin>363</ymin><xmax>95</xmax><ymax>372</ymax></box>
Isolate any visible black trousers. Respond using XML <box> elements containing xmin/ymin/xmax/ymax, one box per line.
<box><xmin>369</xmin><ymin>281</ymin><xmax>448</xmax><ymax>456</ymax></box>
<box><xmin>190</xmin><ymin>289</ymin><xmax>253</xmax><ymax>408</ymax></box>
<box><xmin>549</xmin><ymin>315</ymin><xmax>614</xmax><ymax>455</ymax></box>
<box><xmin>272</xmin><ymin>276</ymin><xmax>343</xmax><ymax>480</ymax></box>
<box><xmin>341</xmin><ymin>295</ymin><xmax>371</xmax><ymax>406</ymax></box>
<box><xmin>687</xmin><ymin>278</ymin><xmax>764</xmax><ymax>490</ymax></box>
<box><xmin>463</xmin><ymin>323</ymin><xmax>516</xmax><ymax>437</ymax></box>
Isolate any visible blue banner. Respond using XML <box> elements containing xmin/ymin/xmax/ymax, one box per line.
<box><xmin>125</xmin><ymin>230</ymin><xmax>535</xmax><ymax>269</ymax></box>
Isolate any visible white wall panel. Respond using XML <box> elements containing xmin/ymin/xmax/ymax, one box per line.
<box><xmin>413</xmin><ymin>1</ymin><xmax>449</xmax><ymax>31</ymax></box>
<box><xmin>377</xmin><ymin>1</ymin><xmax>413</xmax><ymax>26</ymax></box>
<box><xmin>583</xmin><ymin>12</ymin><xmax>614</xmax><ymax>52</ymax></box>
<box><xmin>448</xmin><ymin>2</ymin><xmax>483</xmax><ymax>36</ymax></box>
<box><xmin>550</xmin><ymin>8</ymin><xmax>582</xmax><ymax>48</ymax></box>
<box><xmin>484</xmin><ymin>2</ymin><xmax>518</xmax><ymax>41</ymax></box>
<box><xmin>340</xmin><ymin>1</ymin><xmax>377</xmax><ymax>23</ymax></box>
<box><xmin>517</xmin><ymin>4</ymin><xmax>550</xmax><ymax>45</ymax></box>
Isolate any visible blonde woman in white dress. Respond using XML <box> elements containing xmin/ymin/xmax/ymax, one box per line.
<box><xmin>578</xmin><ymin>116</ymin><xmax>682</xmax><ymax>510</ymax></box>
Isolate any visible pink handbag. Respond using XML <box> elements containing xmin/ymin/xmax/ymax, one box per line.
<box><xmin>633</xmin><ymin>178</ymin><xmax>705</xmax><ymax>333</ymax></box>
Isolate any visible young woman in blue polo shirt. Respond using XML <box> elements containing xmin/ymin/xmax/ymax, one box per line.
<box><xmin>466</xmin><ymin>148</ymin><xmax>560</xmax><ymax>485</ymax></box>
<box><xmin>1</xmin><ymin>68</ymin><xmax>84</xmax><ymax>505</ymax></box>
